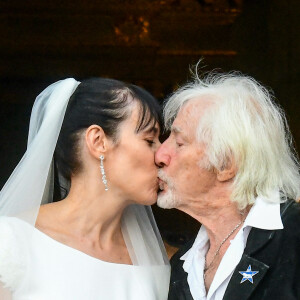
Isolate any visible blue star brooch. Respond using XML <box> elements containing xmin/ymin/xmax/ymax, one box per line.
<box><xmin>239</xmin><ymin>265</ymin><xmax>259</xmax><ymax>284</ymax></box>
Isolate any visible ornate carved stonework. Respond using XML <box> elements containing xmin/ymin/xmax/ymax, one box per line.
<box><xmin>114</xmin><ymin>16</ymin><xmax>154</xmax><ymax>46</ymax></box>
<box><xmin>0</xmin><ymin>0</ymin><xmax>244</xmax><ymax>87</ymax></box>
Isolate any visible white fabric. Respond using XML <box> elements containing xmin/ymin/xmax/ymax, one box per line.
<box><xmin>181</xmin><ymin>193</ymin><xmax>283</xmax><ymax>300</ymax></box>
<box><xmin>0</xmin><ymin>218</ymin><xmax>27</xmax><ymax>291</ymax></box>
<box><xmin>0</xmin><ymin>216</ymin><xmax>169</xmax><ymax>300</ymax></box>
<box><xmin>0</xmin><ymin>79</ymin><xmax>170</xmax><ymax>298</ymax></box>
<box><xmin>0</xmin><ymin>79</ymin><xmax>79</xmax><ymax>225</ymax></box>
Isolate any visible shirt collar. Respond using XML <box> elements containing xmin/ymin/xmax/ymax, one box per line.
<box><xmin>181</xmin><ymin>225</ymin><xmax>208</xmax><ymax>270</ymax></box>
<box><xmin>244</xmin><ymin>191</ymin><xmax>283</xmax><ymax>230</ymax></box>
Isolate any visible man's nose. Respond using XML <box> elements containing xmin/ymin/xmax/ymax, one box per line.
<box><xmin>155</xmin><ymin>141</ymin><xmax>171</xmax><ymax>167</ymax></box>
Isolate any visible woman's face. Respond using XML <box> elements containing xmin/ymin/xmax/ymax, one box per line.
<box><xmin>106</xmin><ymin>103</ymin><xmax>161</xmax><ymax>205</ymax></box>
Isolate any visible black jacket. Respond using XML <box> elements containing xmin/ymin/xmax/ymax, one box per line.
<box><xmin>168</xmin><ymin>200</ymin><xmax>300</xmax><ymax>300</ymax></box>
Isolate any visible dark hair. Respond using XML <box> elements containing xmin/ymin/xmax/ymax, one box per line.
<box><xmin>53</xmin><ymin>78</ymin><xmax>162</xmax><ymax>199</ymax></box>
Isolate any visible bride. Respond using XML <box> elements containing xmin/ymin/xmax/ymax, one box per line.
<box><xmin>0</xmin><ymin>78</ymin><xmax>170</xmax><ymax>299</ymax></box>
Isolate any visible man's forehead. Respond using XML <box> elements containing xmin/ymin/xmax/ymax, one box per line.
<box><xmin>171</xmin><ymin>106</ymin><xmax>197</xmax><ymax>136</ymax></box>
<box><xmin>175</xmin><ymin>99</ymin><xmax>207</xmax><ymax>122</ymax></box>
<box><xmin>183</xmin><ymin>97</ymin><xmax>213</xmax><ymax>112</ymax></box>
<box><xmin>171</xmin><ymin>98</ymin><xmax>213</xmax><ymax>136</ymax></box>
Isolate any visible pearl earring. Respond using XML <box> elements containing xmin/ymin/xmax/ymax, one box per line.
<box><xmin>100</xmin><ymin>155</ymin><xmax>108</xmax><ymax>191</ymax></box>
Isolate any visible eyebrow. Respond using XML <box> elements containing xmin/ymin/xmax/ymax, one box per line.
<box><xmin>171</xmin><ymin>125</ymin><xmax>189</xmax><ymax>140</ymax></box>
<box><xmin>143</xmin><ymin>126</ymin><xmax>159</xmax><ymax>135</ymax></box>
<box><xmin>171</xmin><ymin>126</ymin><xmax>182</xmax><ymax>134</ymax></box>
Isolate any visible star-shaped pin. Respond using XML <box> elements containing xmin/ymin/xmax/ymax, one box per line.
<box><xmin>239</xmin><ymin>265</ymin><xmax>259</xmax><ymax>284</ymax></box>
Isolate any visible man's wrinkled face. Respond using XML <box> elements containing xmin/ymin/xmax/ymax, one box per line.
<box><xmin>155</xmin><ymin>100</ymin><xmax>217</xmax><ymax>210</ymax></box>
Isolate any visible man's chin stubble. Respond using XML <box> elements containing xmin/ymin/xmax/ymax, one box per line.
<box><xmin>157</xmin><ymin>192</ymin><xmax>179</xmax><ymax>209</ymax></box>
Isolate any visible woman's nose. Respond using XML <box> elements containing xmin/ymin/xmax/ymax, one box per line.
<box><xmin>155</xmin><ymin>141</ymin><xmax>171</xmax><ymax>167</ymax></box>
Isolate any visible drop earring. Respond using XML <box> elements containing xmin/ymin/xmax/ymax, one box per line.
<box><xmin>100</xmin><ymin>155</ymin><xmax>108</xmax><ymax>191</ymax></box>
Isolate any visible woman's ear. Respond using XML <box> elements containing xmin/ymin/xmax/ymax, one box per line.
<box><xmin>216</xmin><ymin>159</ymin><xmax>237</xmax><ymax>182</ymax></box>
<box><xmin>85</xmin><ymin>125</ymin><xmax>108</xmax><ymax>158</ymax></box>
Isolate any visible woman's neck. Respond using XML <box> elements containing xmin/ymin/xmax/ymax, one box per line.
<box><xmin>38</xmin><ymin>173</ymin><xmax>129</xmax><ymax>248</ymax></box>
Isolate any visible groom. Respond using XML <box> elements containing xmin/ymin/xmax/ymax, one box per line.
<box><xmin>155</xmin><ymin>73</ymin><xmax>300</xmax><ymax>300</ymax></box>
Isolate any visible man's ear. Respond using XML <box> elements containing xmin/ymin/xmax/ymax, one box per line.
<box><xmin>216</xmin><ymin>159</ymin><xmax>237</xmax><ymax>182</ymax></box>
<box><xmin>85</xmin><ymin>125</ymin><xmax>109</xmax><ymax>158</ymax></box>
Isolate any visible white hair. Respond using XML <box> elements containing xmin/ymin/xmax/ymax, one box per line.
<box><xmin>163</xmin><ymin>72</ymin><xmax>300</xmax><ymax>210</ymax></box>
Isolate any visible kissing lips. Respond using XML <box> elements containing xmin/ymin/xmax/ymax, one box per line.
<box><xmin>157</xmin><ymin>178</ymin><xmax>167</xmax><ymax>194</ymax></box>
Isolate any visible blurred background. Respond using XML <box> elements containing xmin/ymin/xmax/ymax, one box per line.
<box><xmin>1</xmin><ymin>0</ymin><xmax>299</xmax><ymax>251</ymax></box>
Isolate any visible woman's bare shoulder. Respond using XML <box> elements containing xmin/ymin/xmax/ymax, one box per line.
<box><xmin>36</xmin><ymin>202</ymin><xmax>71</xmax><ymax>243</ymax></box>
<box><xmin>36</xmin><ymin>202</ymin><xmax>63</xmax><ymax>226</ymax></box>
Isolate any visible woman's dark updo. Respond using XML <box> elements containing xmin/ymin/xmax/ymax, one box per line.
<box><xmin>53</xmin><ymin>78</ymin><xmax>162</xmax><ymax>200</ymax></box>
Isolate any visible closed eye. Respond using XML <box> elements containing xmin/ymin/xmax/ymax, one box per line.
<box><xmin>175</xmin><ymin>139</ymin><xmax>184</xmax><ymax>147</ymax></box>
<box><xmin>146</xmin><ymin>139</ymin><xmax>155</xmax><ymax>146</ymax></box>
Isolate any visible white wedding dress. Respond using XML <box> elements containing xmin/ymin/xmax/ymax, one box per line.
<box><xmin>0</xmin><ymin>216</ymin><xmax>169</xmax><ymax>300</ymax></box>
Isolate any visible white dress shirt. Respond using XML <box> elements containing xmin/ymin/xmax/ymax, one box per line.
<box><xmin>180</xmin><ymin>192</ymin><xmax>284</xmax><ymax>300</ymax></box>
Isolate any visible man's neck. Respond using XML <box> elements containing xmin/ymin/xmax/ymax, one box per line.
<box><xmin>177</xmin><ymin>187</ymin><xmax>246</xmax><ymax>246</ymax></box>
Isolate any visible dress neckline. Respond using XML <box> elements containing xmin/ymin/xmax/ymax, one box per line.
<box><xmin>11</xmin><ymin>216</ymin><xmax>139</xmax><ymax>268</ymax></box>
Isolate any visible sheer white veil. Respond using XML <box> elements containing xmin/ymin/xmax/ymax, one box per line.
<box><xmin>0</xmin><ymin>78</ymin><xmax>170</xmax><ymax>299</ymax></box>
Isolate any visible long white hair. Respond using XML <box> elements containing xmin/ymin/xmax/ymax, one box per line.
<box><xmin>163</xmin><ymin>71</ymin><xmax>300</xmax><ymax>210</ymax></box>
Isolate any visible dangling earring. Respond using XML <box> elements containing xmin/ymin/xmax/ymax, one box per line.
<box><xmin>100</xmin><ymin>155</ymin><xmax>108</xmax><ymax>191</ymax></box>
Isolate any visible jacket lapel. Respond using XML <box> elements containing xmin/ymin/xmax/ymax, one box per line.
<box><xmin>223</xmin><ymin>200</ymin><xmax>293</xmax><ymax>300</ymax></box>
<box><xmin>169</xmin><ymin>260</ymin><xmax>194</xmax><ymax>300</ymax></box>
<box><xmin>169</xmin><ymin>236</ymin><xmax>197</xmax><ymax>300</ymax></box>
<box><xmin>223</xmin><ymin>254</ymin><xmax>269</xmax><ymax>300</ymax></box>
<box><xmin>223</xmin><ymin>227</ymin><xmax>274</xmax><ymax>300</ymax></box>
<box><xmin>172</xmin><ymin>278</ymin><xmax>194</xmax><ymax>300</ymax></box>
